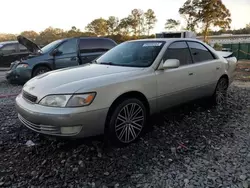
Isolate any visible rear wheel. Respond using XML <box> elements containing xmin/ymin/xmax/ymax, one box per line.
<box><xmin>212</xmin><ymin>77</ymin><xmax>229</xmax><ymax>105</ymax></box>
<box><xmin>33</xmin><ymin>66</ymin><xmax>50</xmax><ymax>77</ymax></box>
<box><xmin>106</xmin><ymin>98</ymin><xmax>147</xmax><ymax>147</ymax></box>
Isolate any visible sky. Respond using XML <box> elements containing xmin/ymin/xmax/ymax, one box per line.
<box><xmin>0</xmin><ymin>0</ymin><xmax>249</xmax><ymax>34</ymax></box>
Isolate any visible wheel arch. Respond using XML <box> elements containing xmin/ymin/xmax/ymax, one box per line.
<box><xmin>219</xmin><ymin>74</ymin><xmax>229</xmax><ymax>86</ymax></box>
<box><xmin>104</xmin><ymin>91</ymin><xmax>150</xmax><ymax>128</ymax></box>
<box><xmin>32</xmin><ymin>63</ymin><xmax>52</xmax><ymax>77</ymax></box>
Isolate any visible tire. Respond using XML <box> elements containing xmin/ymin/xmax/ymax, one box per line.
<box><xmin>106</xmin><ymin>98</ymin><xmax>147</xmax><ymax>147</ymax></box>
<box><xmin>211</xmin><ymin>77</ymin><xmax>229</xmax><ymax>106</ymax></box>
<box><xmin>32</xmin><ymin>66</ymin><xmax>50</xmax><ymax>77</ymax></box>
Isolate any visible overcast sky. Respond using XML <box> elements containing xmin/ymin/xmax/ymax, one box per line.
<box><xmin>1</xmin><ymin>0</ymin><xmax>249</xmax><ymax>34</ymax></box>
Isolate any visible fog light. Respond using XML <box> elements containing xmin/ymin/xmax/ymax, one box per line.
<box><xmin>60</xmin><ymin>126</ymin><xmax>82</xmax><ymax>135</ymax></box>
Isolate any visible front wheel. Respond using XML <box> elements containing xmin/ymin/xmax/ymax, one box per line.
<box><xmin>32</xmin><ymin>66</ymin><xmax>50</xmax><ymax>77</ymax></box>
<box><xmin>212</xmin><ymin>77</ymin><xmax>229</xmax><ymax>105</ymax></box>
<box><xmin>106</xmin><ymin>98</ymin><xmax>147</xmax><ymax>147</ymax></box>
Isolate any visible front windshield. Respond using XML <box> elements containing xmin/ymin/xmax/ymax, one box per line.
<box><xmin>95</xmin><ymin>40</ymin><xmax>165</xmax><ymax>67</ymax></box>
<box><xmin>40</xmin><ymin>39</ymin><xmax>63</xmax><ymax>54</ymax></box>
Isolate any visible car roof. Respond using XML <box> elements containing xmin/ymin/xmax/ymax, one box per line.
<box><xmin>128</xmin><ymin>38</ymin><xmax>202</xmax><ymax>43</ymax></box>
<box><xmin>0</xmin><ymin>41</ymin><xmax>18</xmax><ymax>45</ymax></box>
<box><xmin>64</xmin><ymin>36</ymin><xmax>116</xmax><ymax>42</ymax></box>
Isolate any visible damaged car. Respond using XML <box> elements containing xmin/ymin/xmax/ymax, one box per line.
<box><xmin>6</xmin><ymin>35</ymin><xmax>117</xmax><ymax>84</ymax></box>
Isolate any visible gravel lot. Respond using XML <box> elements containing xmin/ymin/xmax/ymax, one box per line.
<box><xmin>1</xmin><ymin>75</ymin><xmax>250</xmax><ymax>188</ymax></box>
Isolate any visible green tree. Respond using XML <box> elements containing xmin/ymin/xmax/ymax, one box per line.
<box><xmin>179</xmin><ymin>0</ymin><xmax>231</xmax><ymax>42</ymax></box>
<box><xmin>129</xmin><ymin>9</ymin><xmax>145</xmax><ymax>36</ymax></box>
<box><xmin>165</xmin><ymin>19</ymin><xmax>180</xmax><ymax>30</ymax></box>
<box><xmin>117</xmin><ymin>17</ymin><xmax>132</xmax><ymax>35</ymax></box>
<box><xmin>85</xmin><ymin>18</ymin><xmax>108</xmax><ymax>36</ymax></box>
<box><xmin>144</xmin><ymin>9</ymin><xmax>157</xmax><ymax>35</ymax></box>
<box><xmin>107</xmin><ymin>16</ymin><xmax>120</xmax><ymax>35</ymax></box>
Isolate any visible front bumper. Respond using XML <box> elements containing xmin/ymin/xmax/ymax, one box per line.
<box><xmin>15</xmin><ymin>94</ymin><xmax>109</xmax><ymax>138</ymax></box>
<box><xmin>6</xmin><ymin>68</ymin><xmax>32</xmax><ymax>84</ymax></box>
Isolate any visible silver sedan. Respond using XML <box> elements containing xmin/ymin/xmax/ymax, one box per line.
<box><xmin>16</xmin><ymin>38</ymin><xmax>237</xmax><ymax>146</ymax></box>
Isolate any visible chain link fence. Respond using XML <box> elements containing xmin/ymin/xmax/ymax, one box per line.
<box><xmin>222</xmin><ymin>43</ymin><xmax>250</xmax><ymax>60</ymax></box>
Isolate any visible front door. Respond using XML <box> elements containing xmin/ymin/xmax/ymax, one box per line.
<box><xmin>54</xmin><ymin>38</ymin><xmax>79</xmax><ymax>69</ymax></box>
<box><xmin>155</xmin><ymin>41</ymin><xmax>197</xmax><ymax>111</ymax></box>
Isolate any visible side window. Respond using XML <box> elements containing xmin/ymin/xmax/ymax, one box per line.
<box><xmin>19</xmin><ymin>44</ymin><xmax>28</xmax><ymax>52</ymax></box>
<box><xmin>57</xmin><ymin>39</ymin><xmax>77</xmax><ymax>54</ymax></box>
<box><xmin>163</xmin><ymin>41</ymin><xmax>192</xmax><ymax>66</ymax></box>
<box><xmin>79</xmin><ymin>39</ymin><xmax>115</xmax><ymax>53</ymax></box>
<box><xmin>99</xmin><ymin>39</ymin><xmax>116</xmax><ymax>50</ymax></box>
<box><xmin>187</xmin><ymin>42</ymin><xmax>215</xmax><ymax>63</ymax></box>
<box><xmin>1</xmin><ymin>44</ymin><xmax>17</xmax><ymax>54</ymax></box>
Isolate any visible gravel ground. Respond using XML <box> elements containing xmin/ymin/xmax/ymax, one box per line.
<box><xmin>1</xmin><ymin>79</ymin><xmax>250</xmax><ymax>188</ymax></box>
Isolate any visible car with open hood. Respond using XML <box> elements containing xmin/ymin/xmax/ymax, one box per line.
<box><xmin>0</xmin><ymin>40</ymin><xmax>31</xmax><ymax>68</ymax></box>
<box><xmin>6</xmin><ymin>35</ymin><xmax>117</xmax><ymax>84</ymax></box>
<box><xmin>16</xmin><ymin>38</ymin><xmax>237</xmax><ymax>147</ymax></box>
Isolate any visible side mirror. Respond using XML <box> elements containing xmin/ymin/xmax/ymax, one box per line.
<box><xmin>51</xmin><ymin>49</ymin><xmax>62</xmax><ymax>56</ymax></box>
<box><xmin>162</xmin><ymin>59</ymin><xmax>180</xmax><ymax>69</ymax></box>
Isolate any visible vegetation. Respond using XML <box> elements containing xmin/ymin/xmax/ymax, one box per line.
<box><xmin>0</xmin><ymin>2</ymin><xmax>248</xmax><ymax>45</ymax></box>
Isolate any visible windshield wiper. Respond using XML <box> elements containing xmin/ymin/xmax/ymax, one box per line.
<box><xmin>99</xmin><ymin>62</ymin><xmax>114</xmax><ymax>65</ymax></box>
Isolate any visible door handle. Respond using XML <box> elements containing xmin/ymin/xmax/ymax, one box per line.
<box><xmin>188</xmin><ymin>72</ymin><xmax>194</xmax><ymax>76</ymax></box>
<box><xmin>216</xmin><ymin>67</ymin><xmax>220</xmax><ymax>70</ymax></box>
<box><xmin>71</xmin><ymin>57</ymin><xmax>77</xmax><ymax>61</ymax></box>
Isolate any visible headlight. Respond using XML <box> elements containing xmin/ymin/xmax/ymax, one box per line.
<box><xmin>39</xmin><ymin>93</ymin><xmax>96</xmax><ymax>107</ymax></box>
<box><xmin>16</xmin><ymin>64</ymin><xmax>29</xmax><ymax>68</ymax></box>
<box><xmin>66</xmin><ymin>93</ymin><xmax>96</xmax><ymax>107</ymax></box>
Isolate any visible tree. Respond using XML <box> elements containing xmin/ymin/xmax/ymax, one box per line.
<box><xmin>107</xmin><ymin>16</ymin><xmax>120</xmax><ymax>35</ymax></box>
<box><xmin>20</xmin><ymin>31</ymin><xmax>39</xmax><ymax>42</ymax></box>
<box><xmin>66</xmin><ymin>26</ymin><xmax>84</xmax><ymax>38</ymax></box>
<box><xmin>179</xmin><ymin>0</ymin><xmax>231</xmax><ymax>42</ymax></box>
<box><xmin>129</xmin><ymin>9</ymin><xmax>145</xmax><ymax>36</ymax></box>
<box><xmin>246</xmin><ymin>23</ymin><xmax>250</xmax><ymax>29</ymax></box>
<box><xmin>165</xmin><ymin>19</ymin><xmax>180</xmax><ymax>30</ymax></box>
<box><xmin>85</xmin><ymin>18</ymin><xmax>108</xmax><ymax>36</ymax></box>
<box><xmin>117</xmin><ymin>17</ymin><xmax>131</xmax><ymax>35</ymax></box>
<box><xmin>36</xmin><ymin>27</ymin><xmax>65</xmax><ymax>45</ymax></box>
<box><xmin>144</xmin><ymin>9</ymin><xmax>157</xmax><ymax>35</ymax></box>
<box><xmin>179</xmin><ymin>0</ymin><xmax>198</xmax><ymax>31</ymax></box>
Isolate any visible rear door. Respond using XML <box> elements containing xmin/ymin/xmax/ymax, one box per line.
<box><xmin>79</xmin><ymin>38</ymin><xmax>116</xmax><ymax>64</ymax></box>
<box><xmin>0</xmin><ymin>43</ymin><xmax>19</xmax><ymax>67</ymax></box>
<box><xmin>186</xmin><ymin>41</ymin><xmax>221</xmax><ymax>98</ymax></box>
<box><xmin>54</xmin><ymin>38</ymin><xmax>79</xmax><ymax>69</ymax></box>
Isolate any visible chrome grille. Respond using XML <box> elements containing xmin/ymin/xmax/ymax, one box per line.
<box><xmin>18</xmin><ymin>114</ymin><xmax>61</xmax><ymax>135</ymax></box>
<box><xmin>22</xmin><ymin>91</ymin><xmax>37</xmax><ymax>103</ymax></box>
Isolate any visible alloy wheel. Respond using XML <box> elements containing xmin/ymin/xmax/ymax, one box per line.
<box><xmin>115</xmin><ymin>103</ymin><xmax>145</xmax><ymax>143</ymax></box>
<box><xmin>215</xmin><ymin>78</ymin><xmax>228</xmax><ymax>105</ymax></box>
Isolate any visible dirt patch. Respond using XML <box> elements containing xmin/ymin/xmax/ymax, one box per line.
<box><xmin>235</xmin><ymin>60</ymin><xmax>250</xmax><ymax>81</ymax></box>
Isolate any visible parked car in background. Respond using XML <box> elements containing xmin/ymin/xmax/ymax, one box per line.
<box><xmin>0</xmin><ymin>41</ymin><xmax>30</xmax><ymax>68</ymax></box>
<box><xmin>16</xmin><ymin>38</ymin><xmax>237</xmax><ymax>146</ymax></box>
<box><xmin>6</xmin><ymin>36</ymin><xmax>117</xmax><ymax>84</ymax></box>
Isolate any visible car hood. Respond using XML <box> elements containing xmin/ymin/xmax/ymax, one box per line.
<box><xmin>23</xmin><ymin>64</ymin><xmax>143</xmax><ymax>99</ymax></box>
<box><xmin>17</xmin><ymin>35</ymin><xmax>41</xmax><ymax>53</ymax></box>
